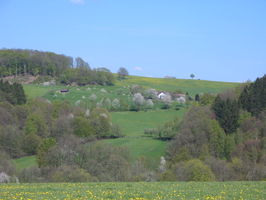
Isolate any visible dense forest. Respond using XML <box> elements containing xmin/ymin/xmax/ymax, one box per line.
<box><xmin>0</xmin><ymin>49</ymin><xmax>115</xmax><ymax>86</ymax></box>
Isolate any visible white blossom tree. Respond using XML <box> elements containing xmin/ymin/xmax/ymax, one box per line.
<box><xmin>145</xmin><ymin>99</ymin><xmax>154</xmax><ymax>109</ymax></box>
<box><xmin>112</xmin><ymin>98</ymin><xmax>120</xmax><ymax>110</ymax></box>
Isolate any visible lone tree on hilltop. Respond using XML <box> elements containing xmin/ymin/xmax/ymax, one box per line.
<box><xmin>190</xmin><ymin>73</ymin><xmax>195</xmax><ymax>79</ymax></box>
<box><xmin>118</xmin><ymin>67</ymin><xmax>129</xmax><ymax>80</ymax></box>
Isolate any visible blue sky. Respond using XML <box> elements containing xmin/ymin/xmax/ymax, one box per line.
<box><xmin>0</xmin><ymin>0</ymin><xmax>265</xmax><ymax>82</ymax></box>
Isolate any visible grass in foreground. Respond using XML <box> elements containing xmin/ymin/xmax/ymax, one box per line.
<box><xmin>0</xmin><ymin>182</ymin><xmax>265</xmax><ymax>200</ymax></box>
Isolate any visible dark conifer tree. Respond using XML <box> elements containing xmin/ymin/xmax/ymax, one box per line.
<box><xmin>213</xmin><ymin>96</ymin><xmax>240</xmax><ymax>134</ymax></box>
<box><xmin>195</xmin><ymin>94</ymin><xmax>200</xmax><ymax>102</ymax></box>
<box><xmin>239</xmin><ymin>75</ymin><xmax>266</xmax><ymax>116</ymax></box>
<box><xmin>0</xmin><ymin>80</ymin><xmax>26</xmax><ymax>105</ymax></box>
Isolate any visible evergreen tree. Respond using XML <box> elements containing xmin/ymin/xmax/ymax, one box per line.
<box><xmin>0</xmin><ymin>80</ymin><xmax>26</xmax><ymax>105</ymax></box>
<box><xmin>195</xmin><ymin>94</ymin><xmax>200</xmax><ymax>102</ymax></box>
<box><xmin>239</xmin><ymin>75</ymin><xmax>266</xmax><ymax>116</ymax></box>
<box><xmin>213</xmin><ymin>96</ymin><xmax>240</xmax><ymax>134</ymax></box>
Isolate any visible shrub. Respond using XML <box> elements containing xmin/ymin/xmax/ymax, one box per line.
<box><xmin>173</xmin><ymin>159</ymin><xmax>215</xmax><ymax>181</ymax></box>
<box><xmin>73</xmin><ymin>116</ymin><xmax>94</xmax><ymax>137</ymax></box>
<box><xmin>22</xmin><ymin>134</ymin><xmax>42</xmax><ymax>155</ymax></box>
<box><xmin>19</xmin><ymin>167</ymin><xmax>43</xmax><ymax>183</ymax></box>
<box><xmin>50</xmin><ymin>165</ymin><xmax>95</xmax><ymax>182</ymax></box>
<box><xmin>0</xmin><ymin>151</ymin><xmax>16</xmax><ymax>176</ymax></box>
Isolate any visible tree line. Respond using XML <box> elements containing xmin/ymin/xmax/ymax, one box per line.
<box><xmin>0</xmin><ymin>49</ymin><xmax>115</xmax><ymax>86</ymax></box>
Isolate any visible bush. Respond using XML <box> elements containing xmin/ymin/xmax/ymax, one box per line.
<box><xmin>173</xmin><ymin>159</ymin><xmax>215</xmax><ymax>181</ymax></box>
<box><xmin>19</xmin><ymin>167</ymin><xmax>43</xmax><ymax>183</ymax></box>
<box><xmin>22</xmin><ymin>134</ymin><xmax>42</xmax><ymax>155</ymax></box>
<box><xmin>37</xmin><ymin>138</ymin><xmax>56</xmax><ymax>167</ymax></box>
<box><xmin>50</xmin><ymin>165</ymin><xmax>95</xmax><ymax>182</ymax></box>
<box><xmin>73</xmin><ymin>116</ymin><xmax>94</xmax><ymax>137</ymax></box>
<box><xmin>0</xmin><ymin>151</ymin><xmax>16</xmax><ymax>176</ymax></box>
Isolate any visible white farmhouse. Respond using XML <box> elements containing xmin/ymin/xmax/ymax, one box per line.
<box><xmin>158</xmin><ymin>92</ymin><xmax>166</xmax><ymax>99</ymax></box>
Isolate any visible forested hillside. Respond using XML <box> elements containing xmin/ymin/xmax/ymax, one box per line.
<box><xmin>0</xmin><ymin>49</ymin><xmax>114</xmax><ymax>86</ymax></box>
<box><xmin>0</xmin><ymin>49</ymin><xmax>72</xmax><ymax>77</ymax></box>
<box><xmin>162</xmin><ymin>75</ymin><xmax>266</xmax><ymax>181</ymax></box>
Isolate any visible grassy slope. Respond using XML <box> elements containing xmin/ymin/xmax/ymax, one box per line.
<box><xmin>13</xmin><ymin>156</ymin><xmax>37</xmax><ymax>171</ymax></box>
<box><xmin>104</xmin><ymin>109</ymin><xmax>186</xmax><ymax>168</ymax></box>
<box><xmin>23</xmin><ymin>76</ymin><xmax>240</xmax><ymax>101</ymax></box>
<box><xmin>23</xmin><ymin>84</ymin><xmax>54</xmax><ymax>99</ymax></box>
<box><xmin>0</xmin><ymin>182</ymin><xmax>265</xmax><ymax>200</ymax></box>
<box><xmin>117</xmin><ymin>76</ymin><xmax>239</xmax><ymax>96</ymax></box>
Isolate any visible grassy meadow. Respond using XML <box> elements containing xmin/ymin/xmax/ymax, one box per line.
<box><xmin>23</xmin><ymin>76</ymin><xmax>240</xmax><ymax>102</ymax></box>
<box><xmin>13</xmin><ymin>156</ymin><xmax>37</xmax><ymax>171</ymax></box>
<box><xmin>105</xmin><ymin>109</ymin><xmax>186</xmax><ymax>167</ymax></box>
<box><xmin>0</xmin><ymin>182</ymin><xmax>265</xmax><ymax>200</ymax></box>
<box><xmin>117</xmin><ymin>76</ymin><xmax>240</xmax><ymax>96</ymax></box>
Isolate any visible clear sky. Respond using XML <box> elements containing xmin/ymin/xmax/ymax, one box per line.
<box><xmin>0</xmin><ymin>0</ymin><xmax>265</xmax><ymax>82</ymax></box>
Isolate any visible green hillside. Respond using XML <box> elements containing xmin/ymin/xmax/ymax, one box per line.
<box><xmin>117</xmin><ymin>76</ymin><xmax>239</xmax><ymax>95</ymax></box>
<box><xmin>104</xmin><ymin>109</ymin><xmax>186</xmax><ymax>168</ymax></box>
<box><xmin>23</xmin><ymin>76</ymin><xmax>239</xmax><ymax>101</ymax></box>
<box><xmin>17</xmin><ymin>76</ymin><xmax>239</xmax><ymax>170</ymax></box>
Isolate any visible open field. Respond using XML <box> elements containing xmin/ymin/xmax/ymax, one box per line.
<box><xmin>117</xmin><ymin>76</ymin><xmax>240</xmax><ymax>96</ymax></box>
<box><xmin>23</xmin><ymin>76</ymin><xmax>239</xmax><ymax>102</ymax></box>
<box><xmin>0</xmin><ymin>182</ymin><xmax>265</xmax><ymax>200</ymax></box>
<box><xmin>104</xmin><ymin>109</ymin><xmax>186</xmax><ymax>168</ymax></box>
<box><xmin>23</xmin><ymin>84</ymin><xmax>54</xmax><ymax>99</ymax></box>
<box><xmin>13</xmin><ymin>156</ymin><xmax>37</xmax><ymax>172</ymax></box>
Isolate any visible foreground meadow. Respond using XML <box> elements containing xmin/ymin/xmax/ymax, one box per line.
<box><xmin>0</xmin><ymin>182</ymin><xmax>265</xmax><ymax>200</ymax></box>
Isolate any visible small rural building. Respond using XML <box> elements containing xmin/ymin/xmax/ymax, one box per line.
<box><xmin>60</xmin><ymin>89</ymin><xmax>69</xmax><ymax>93</ymax></box>
<box><xmin>158</xmin><ymin>92</ymin><xmax>166</xmax><ymax>99</ymax></box>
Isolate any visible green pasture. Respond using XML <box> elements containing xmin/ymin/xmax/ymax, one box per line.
<box><xmin>104</xmin><ymin>109</ymin><xmax>186</xmax><ymax>167</ymax></box>
<box><xmin>24</xmin><ymin>84</ymin><xmax>132</xmax><ymax>107</ymax></box>
<box><xmin>117</xmin><ymin>76</ymin><xmax>240</xmax><ymax>96</ymax></box>
<box><xmin>23</xmin><ymin>76</ymin><xmax>239</xmax><ymax>103</ymax></box>
<box><xmin>0</xmin><ymin>182</ymin><xmax>265</xmax><ymax>200</ymax></box>
<box><xmin>13</xmin><ymin>156</ymin><xmax>37</xmax><ymax>171</ymax></box>
<box><xmin>23</xmin><ymin>84</ymin><xmax>54</xmax><ymax>99</ymax></box>
<box><xmin>111</xmin><ymin>110</ymin><xmax>185</xmax><ymax>137</ymax></box>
